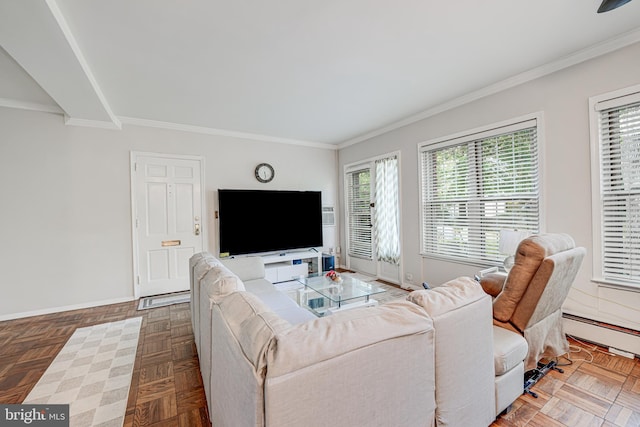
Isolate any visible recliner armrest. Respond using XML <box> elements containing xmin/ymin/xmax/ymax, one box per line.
<box><xmin>480</xmin><ymin>272</ymin><xmax>507</xmax><ymax>297</ymax></box>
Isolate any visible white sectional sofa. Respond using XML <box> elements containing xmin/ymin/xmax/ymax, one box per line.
<box><xmin>190</xmin><ymin>253</ymin><xmax>528</xmax><ymax>427</ymax></box>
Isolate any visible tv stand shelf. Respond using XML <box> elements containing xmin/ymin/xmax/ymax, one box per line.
<box><xmin>262</xmin><ymin>250</ymin><xmax>322</xmax><ymax>283</ymax></box>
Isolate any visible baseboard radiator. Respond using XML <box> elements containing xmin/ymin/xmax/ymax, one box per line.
<box><xmin>563</xmin><ymin>313</ymin><xmax>640</xmax><ymax>358</ymax></box>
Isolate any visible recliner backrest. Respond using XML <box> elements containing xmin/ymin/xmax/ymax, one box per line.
<box><xmin>512</xmin><ymin>246</ymin><xmax>586</xmax><ymax>331</ymax></box>
<box><xmin>492</xmin><ymin>233</ymin><xmax>577</xmax><ymax>326</ymax></box>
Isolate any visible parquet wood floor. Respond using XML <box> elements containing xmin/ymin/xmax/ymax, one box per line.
<box><xmin>491</xmin><ymin>338</ymin><xmax>640</xmax><ymax>427</ymax></box>
<box><xmin>0</xmin><ymin>299</ymin><xmax>638</xmax><ymax>426</ymax></box>
<box><xmin>0</xmin><ymin>300</ymin><xmax>208</xmax><ymax>427</ymax></box>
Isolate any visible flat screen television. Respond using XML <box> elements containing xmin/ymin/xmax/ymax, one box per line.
<box><xmin>218</xmin><ymin>189</ymin><xmax>323</xmax><ymax>256</ymax></box>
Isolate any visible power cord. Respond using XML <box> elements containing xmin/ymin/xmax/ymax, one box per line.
<box><xmin>561</xmin><ymin>334</ymin><xmax>611</xmax><ymax>364</ymax></box>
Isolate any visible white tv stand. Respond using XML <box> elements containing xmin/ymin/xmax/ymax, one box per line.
<box><xmin>262</xmin><ymin>250</ymin><xmax>322</xmax><ymax>283</ymax></box>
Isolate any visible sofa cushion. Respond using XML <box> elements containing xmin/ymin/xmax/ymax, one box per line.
<box><xmin>201</xmin><ymin>264</ymin><xmax>246</xmax><ymax>304</ymax></box>
<box><xmin>218</xmin><ymin>291</ymin><xmax>291</xmax><ymax>372</ymax></box>
<box><xmin>192</xmin><ymin>255</ymin><xmax>222</xmax><ymax>306</ymax></box>
<box><xmin>242</xmin><ymin>278</ymin><xmax>316</xmax><ymax>324</ymax></box>
<box><xmin>267</xmin><ymin>300</ymin><xmax>433</xmax><ymax>376</ymax></box>
<box><xmin>242</xmin><ymin>278</ymin><xmax>278</xmax><ymax>295</ymax></box>
<box><xmin>406</xmin><ymin>276</ymin><xmax>488</xmax><ymax>316</ymax></box>
<box><xmin>272</xmin><ymin>306</ymin><xmax>316</xmax><ymax>325</ymax></box>
<box><xmin>190</xmin><ymin>253</ymin><xmax>222</xmax><ymax>353</ymax></box>
<box><xmin>238</xmin><ymin>311</ymin><xmax>291</xmax><ymax>371</ymax></box>
<box><xmin>192</xmin><ymin>253</ymin><xmax>221</xmax><ymax>283</ymax></box>
<box><xmin>492</xmin><ymin>325</ymin><xmax>528</xmax><ymax>376</ymax></box>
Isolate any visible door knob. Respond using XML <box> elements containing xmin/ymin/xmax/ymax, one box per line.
<box><xmin>195</xmin><ymin>223</ymin><xmax>201</xmax><ymax>236</ymax></box>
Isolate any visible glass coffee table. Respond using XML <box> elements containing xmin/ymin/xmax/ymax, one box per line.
<box><xmin>296</xmin><ymin>273</ymin><xmax>387</xmax><ymax>317</ymax></box>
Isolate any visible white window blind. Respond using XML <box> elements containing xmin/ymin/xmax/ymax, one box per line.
<box><xmin>596</xmin><ymin>98</ymin><xmax>640</xmax><ymax>286</ymax></box>
<box><xmin>419</xmin><ymin>119</ymin><xmax>540</xmax><ymax>264</ymax></box>
<box><xmin>346</xmin><ymin>167</ymin><xmax>373</xmax><ymax>259</ymax></box>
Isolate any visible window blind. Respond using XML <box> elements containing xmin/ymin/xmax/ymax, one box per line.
<box><xmin>420</xmin><ymin>121</ymin><xmax>540</xmax><ymax>264</ymax></box>
<box><xmin>597</xmin><ymin>100</ymin><xmax>640</xmax><ymax>286</ymax></box>
<box><xmin>346</xmin><ymin>168</ymin><xmax>373</xmax><ymax>259</ymax></box>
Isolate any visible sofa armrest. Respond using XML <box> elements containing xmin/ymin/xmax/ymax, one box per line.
<box><xmin>407</xmin><ymin>276</ymin><xmax>496</xmax><ymax>426</ymax></box>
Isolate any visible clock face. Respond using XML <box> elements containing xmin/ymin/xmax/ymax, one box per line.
<box><xmin>255</xmin><ymin>163</ymin><xmax>275</xmax><ymax>183</ymax></box>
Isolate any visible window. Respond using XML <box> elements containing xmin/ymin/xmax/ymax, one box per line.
<box><xmin>591</xmin><ymin>87</ymin><xmax>640</xmax><ymax>288</ymax></box>
<box><xmin>346</xmin><ymin>167</ymin><xmax>372</xmax><ymax>259</ymax></box>
<box><xmin>419</xmin><ymin>116</ymin><xmax>541</xmax><ymax>264</ymax></box>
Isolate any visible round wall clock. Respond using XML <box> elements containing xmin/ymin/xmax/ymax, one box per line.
<box><xmin>254</xmin><ymin>163</ymin><xmax>275</xmax><ymax>183</ymax></box>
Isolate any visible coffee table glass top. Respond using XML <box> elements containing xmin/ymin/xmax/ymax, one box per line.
<box><xmin>296</xmin><ymin>273</ymin><xmax>387</xmax><ymax>305</ymax></box>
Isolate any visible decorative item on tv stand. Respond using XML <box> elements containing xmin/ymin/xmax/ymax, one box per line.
<box><xmin>499</xmin><ymin>229</ymin><xmax>531</xmax><ymax>272</ymax></box>
<box><xmin>262</xmin><ymin>250</ymin><xmax>323</xmax><ymax>283</ymax></box>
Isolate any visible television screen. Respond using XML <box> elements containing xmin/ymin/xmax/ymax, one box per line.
<box><xmin>218</xmin><ymin>189</ymin><xmax>323</xmax><ymax>256</ymax></box>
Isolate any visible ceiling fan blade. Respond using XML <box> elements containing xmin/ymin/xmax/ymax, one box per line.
<box><xmin>598</xmin><ymin>0</ymin><xmax>633</xmax><ymax>13</ymax></box>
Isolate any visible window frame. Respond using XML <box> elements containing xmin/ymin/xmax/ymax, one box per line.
<box><xmin>589</xmin><ymin>84</ymin><xmax>640</xmax><ymax>290</ymax></box>
<box><xmin>418</xmin><ymin>112</ymin><xmax>545</xmax><ymax>267</ymax></box>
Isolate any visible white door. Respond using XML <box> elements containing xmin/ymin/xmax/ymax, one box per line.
<box><xmin>131</xmin><ymin>153</ymin><xmax>204</xmax><ymax>297</ymax></box>
<box><xmin>344</xmin><ymin>153</ymin><xmax>402</xmax><ymax>284</ymax></box>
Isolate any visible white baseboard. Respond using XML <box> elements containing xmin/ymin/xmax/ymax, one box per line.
<box><xmin>563</xmin><ymin>314</ymin><xmax>640</xmax><ymax>357</ymax></box>
<box><xmin>0</xmin><ymin>296</ymin><xmax>136</xmax><ymax>322</ymax></box>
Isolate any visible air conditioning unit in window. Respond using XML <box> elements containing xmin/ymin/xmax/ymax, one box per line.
<box><xmin>322</xmin><ymin>206</ymin><xmax>335</xmax><ymax>226</ymax></box>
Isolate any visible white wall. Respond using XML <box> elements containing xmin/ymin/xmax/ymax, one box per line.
<box><xmin>338</xmin><ymin>42</ymin><xmax>640</xmax><ymax>331</ymax></box>
<box><xmin>0</xmin><ymin>108</ymin><xmax>338</xmax><ymax>319</ymax></box>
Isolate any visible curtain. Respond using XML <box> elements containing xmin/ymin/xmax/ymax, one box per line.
<box><xmin>375</xmin><ymin>156</ymin><xmax>400</xmax><ymax>264</ymax></box>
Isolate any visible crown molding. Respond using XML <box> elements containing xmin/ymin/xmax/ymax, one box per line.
<box><xmin>0</xmin><ymin>97</ymin><xmax>63</xmax><ymax>114</ymax></box>
<box><xmin>118</xmin><ymin>116</ymin><xmax>337</xmax><ymax>150</ymax></box>
<box><xmin>0</xmin><ymin>102</ymin><xmax>331</xmax><ymax>147</ymax></box>
<box><xmin>64</xmin><ymin>114</ymin><xmax>122</xmax><ymax>130</ymax></box>
<box><xmin>4</xmin><ymin>25</ymin><xmax>639</xmax><ymax>149</ymax></box>
<box><xmin>339</xmin><ymin>27</ymin><xmax>640</xmax><ymax>149</ymax></box>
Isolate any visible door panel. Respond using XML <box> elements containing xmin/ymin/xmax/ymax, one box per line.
<box><xmin>133</xmin><ymin>154</ymin><xmax>204</xmax><ymax>297</ymax></box>
<box><xmin>175</xmin><ymin>183</ymin><xmax>194</xmax><ymax>232</ymax></box>
<box><xmin>147</xmin><ymin>183</ymin><xmax>168</xmax><ymax>234</ymax></box>
<box><xmin>148</xmin><ymin>250</ymin><xmax>170</xmax><ymax>281</ymax></box>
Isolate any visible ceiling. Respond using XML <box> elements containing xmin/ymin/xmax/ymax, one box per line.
<box><xmin>1</xmin><ymin>1</ymin><xmax>640</xmax><ymax>147</ymax></box>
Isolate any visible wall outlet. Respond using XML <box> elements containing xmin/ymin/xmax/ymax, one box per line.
<box><xmin>405</xmin><ymin>273</ymin><xmax>413</xmax><ymax>282</ymax></box>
